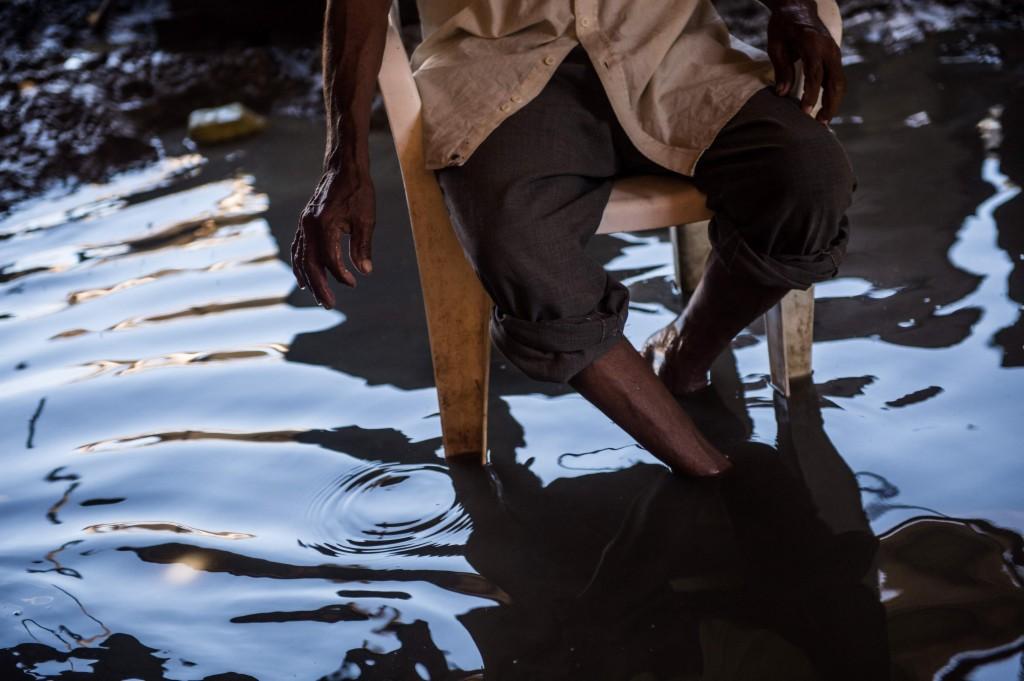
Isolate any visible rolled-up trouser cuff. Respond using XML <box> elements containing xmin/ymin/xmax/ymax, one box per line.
<box><xmin>490</xmin><ymin>277</ymin><xmax>629</xmax><ymax>384</ymax></box>
<box><xmin>709</xmin><ymin>213</ymin><xmax>850</xmax><ymax>291</ymax></box>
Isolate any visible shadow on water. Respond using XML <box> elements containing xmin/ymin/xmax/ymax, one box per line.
<box><xmin>1</xmin><ymin>15</ymin><xmax>1023</xmax><ymax>681</ymax></box>
<box><xmin>5</xmin><ymin>376</ymin><xmax>1021</xmax><ymax>679</ymax></box>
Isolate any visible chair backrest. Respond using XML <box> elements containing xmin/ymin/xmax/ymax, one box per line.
<box><xmin>377</xmin><ymin>4</ymin><xmax>431</xmax><ymax>190</ymax></box>
<box><xmin>377</xmin><ymin>1</ymin><xmax>843</xmax><ymax>186</ymax></box>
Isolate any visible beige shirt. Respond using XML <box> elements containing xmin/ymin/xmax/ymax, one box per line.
<box><xmin>410</xmin><ymin>0</ymin><xmax>776</xmax><ymax>175</ymax></box>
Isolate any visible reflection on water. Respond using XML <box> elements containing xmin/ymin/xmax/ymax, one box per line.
<box><xmin>1</xmin><ymin>29</ymin><xmax>1023</xmax><ymax>681</ymax></box>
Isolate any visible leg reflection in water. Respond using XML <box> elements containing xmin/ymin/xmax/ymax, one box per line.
<box><xmin>316</xmin><ymin>388</ymin><xmax>889</xmax><ymax>680</ymax></box>
<box><xmin>570</xmin><ymin>444</ymin><xmax>887</xmax><ymax>681</ymax></box>
<box><xmin>443</xmin><ymin>431</ymin><xmax>889</xmax><ymax>678</ymax></box>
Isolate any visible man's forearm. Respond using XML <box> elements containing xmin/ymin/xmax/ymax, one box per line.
<box><xmin>322</xmin><ymin>0</ymin><xmax>393</xmax><ymax>173</ymax></box>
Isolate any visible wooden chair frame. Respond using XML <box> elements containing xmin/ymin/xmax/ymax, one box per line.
<box><xmin>377</xmin><ymin>2</ymin><xmax>842</xmax><ymax>461</ymax></box>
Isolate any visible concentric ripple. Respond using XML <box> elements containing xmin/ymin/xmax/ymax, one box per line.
<box><xmin>302</xmin><ymin>462</ymin><xmax>472</xmax><ymax>558</ymax></box>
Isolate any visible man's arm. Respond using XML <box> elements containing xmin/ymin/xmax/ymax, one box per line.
<box><xmin>292</xmin><ymin>0</ymin><xmax>392</xmax><ymax>309</ymax></box>
<box><xmin>759</xmin><ymin>0</ymin><xmax>846</xmax><ymax>125</ymax></box>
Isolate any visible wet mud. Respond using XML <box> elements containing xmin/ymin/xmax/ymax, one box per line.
<box><xmin>4</xmin><ymin>0</ymin><xmax>1021</xmax><ymax>213</ymax></box>
<box><xmin>0</xmin><ymin>0</ymin><xmax>326</xmax><ymax>213</ymax></box>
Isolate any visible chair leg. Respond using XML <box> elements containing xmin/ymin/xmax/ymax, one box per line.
<box><xmin>377</xmin><ymin>17</ymin><xmax>491</xmax><ymax>462</ymax></box>
<box><xmin>411</xmin><ymin>212</ymin><xmax>492</xmax><ymax>462</ymax></box>
<box><xmin>413</xmin><ymin>227</ymin><xmax>492</xmax><ymax>461</ymax></box>
<box><xmin>671</xmin><ymin>220</ymin><xmax>712</xmax><ymax>295</ymax></box>
<box><xmin>764</xmin><ymin>286</ymin><xmax>814</xmax><ymax>397</ymax></box>
<box><xmin>397</xmin><ymin>165</ymin><xmax>492</xmax><ymax>462</ymax></box>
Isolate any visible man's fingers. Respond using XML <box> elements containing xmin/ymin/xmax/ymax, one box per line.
<box><xmin>296</xmin><ymin>231</ymin><xmax>318</xmax><ymax>299</ymax></box>
<box><xmin>816</xmin><ymin>58</ymin><xmax>846</xmax><ymax>124</ymax></box>
<box><xmin>816</xmin><ymin>76</ymin><xmax>840</xmax><ymax>124</ymax></box>
<box><xmin>304</xmin><ymin>246</ymin><xmax>336</xmax><ymax>309</ymax></box>
<box><xmin>290</xmin><ymin>229</ymin><xmax>306</xmax><ymax>289</ymax></box>
<box><xmin>322</xmin><ymin>227</ymin><xmax>357</xmax><ymax>288</ymax></box>
<box><xmin>350</xmin><ymin>219</ymin><xmax>374</xmax><ymax>275</ymax></box>
<box><xmin>767</xmin><ymin>41</ymin><xmax>795</xmax><ymax>97</ymax></box>
<box><xmin>800</xmin><ymin>58</ymin><xmax>824</xmax><ymax>115</ymax></box>
<box><xmin>296</xmin><ymin>228</ymin><xmax>318</xmax><ymax>302</ymax></box>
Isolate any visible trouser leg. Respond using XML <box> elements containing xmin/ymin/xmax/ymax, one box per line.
<box><xmin>435</xmin><ymin>46</ymin><xmax>628</xmax><ymax>384</ymax></box>
<box><xmin>623</xmin><ymin>86</ymin><xmax>857</xmax><ymax>393</ymax></box>
<box><xmin>691</xmin><ymin>85</ymin><xmax>857</xmax><ymax>289</ymax></box>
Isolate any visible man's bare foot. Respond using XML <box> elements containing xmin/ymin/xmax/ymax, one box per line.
<box><xmin>641</xmin><ymin>313</ymin><xmax>713</xmax><ymax>396</ymax></box>
<box><xmin>683</xmin><ymin>422</ymin><xmax>735</xmax><ymax>478</ymax></box>
<box><xmin>569</xmin><ymin>337</ymin><xmax>732</xmax><ymax>478</ymax></box>
<box><xmin>644</xmin><ymin>254</ymin><xmax>790</xmax><ymax>398</ymax></box>
<box><xmin>674</xmin><ymin>383</ymin><xmax>753</xmax><ymax>450</ymax></box>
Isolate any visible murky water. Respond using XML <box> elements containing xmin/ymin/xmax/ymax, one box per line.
<box><xmin>2</xmin><ymin>28</ymin><xmax>1022</xmax><ymax>681</ymax></box>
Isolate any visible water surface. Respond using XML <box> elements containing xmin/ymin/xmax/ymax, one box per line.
<box><xmin>1</xmin><ymin>28</ymin><xmax>1023</xmax><ymax>681</ymax></box>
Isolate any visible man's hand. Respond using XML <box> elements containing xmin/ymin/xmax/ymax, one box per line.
<box><xmin>291</xmin><ymin>165</ymin><xmax>375</xmax><ymax>309</ymax></box>
<box><xmin>293</xmin><ymin>0</ymin><xmax>391</xmax><ymax>309</ymax></box>
<box><xmin>765</xmin><ymin>0</ymin><xmax>846</xmax><ymax>125</ymax></box>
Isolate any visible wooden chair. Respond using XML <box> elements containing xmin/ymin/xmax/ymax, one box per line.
<box><xmin>377</xmin><ymin>1</ymin><xmax>843</xmax><ymax>461</ymax></box>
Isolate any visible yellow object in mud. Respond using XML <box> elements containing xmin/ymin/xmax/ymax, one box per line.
<box><xmin>187</xmin><ymin>102</ymin><xmax>267</xmax><ymax>145</ymax></box>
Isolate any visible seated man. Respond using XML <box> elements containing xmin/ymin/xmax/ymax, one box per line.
<box><xmin>291</xmin><ymin>0</ymin><xmax>855</xmax><ymax>477</ymax></box>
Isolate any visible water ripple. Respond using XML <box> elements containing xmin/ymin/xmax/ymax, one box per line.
<box><xmin>302</xmin><ymin>462</ymin><xmax>472</xmax><ymax>558</ymax></box>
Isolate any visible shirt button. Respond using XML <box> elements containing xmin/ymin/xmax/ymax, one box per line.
<box><xmin>510</xmin><ymin>94</ymin><xmax>522</xmax><ymax>103</ymax></box>
<box><xmin>543</xmin><ymin>55</ymin><xmax>555</xmax><ymax>65</ymax></box>
<box><xmin>580</xmin><ymin>17</ymin><xmax>592</xmax><ymax>27</ymax></box>
<box><xmin>499</xmin><ymin>102</ymin><xmax>511</xmax><ymax>112</ymax></box>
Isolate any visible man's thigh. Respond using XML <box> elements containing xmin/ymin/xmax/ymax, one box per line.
<box><xmin>432</xmin><ymin>50</ymin><xmax>634</xmax><ymax>383</ymax></box>
<box><xmin>434</xmin><ymin>50</ymin><xmax>621</xmax><ymax>322</ymax></box>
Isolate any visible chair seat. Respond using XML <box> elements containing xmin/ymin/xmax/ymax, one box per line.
<box><xmin>597</xmin><ymin>174</ymin><xmax>713</xmax><ymax>235</ymax></box>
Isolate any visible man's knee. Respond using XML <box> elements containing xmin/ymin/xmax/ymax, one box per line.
<box><xmin>769</xmin><ymin>122</ymin><xmax>855</xmax><ymax>230</ymax></box>
<box><xmin>706</xmin><ymin>117</ymin><xmax>857</xmax><ymax>289</ymax></box>
<box><xmin>749</xmin><ymin>120</ymin><xmax>856</xmax><ymax>278</ymax></box>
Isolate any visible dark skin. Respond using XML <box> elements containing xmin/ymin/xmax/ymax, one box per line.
<box><xmin>291</xmin><ymin>0</ymin><xmax>391</xmax><ymax>308</ymax></box>
<box><xmin>292</xmin><ymin>0</ymin><xmax>846</xmax><ymax>476</ymax></box>
<box><xmin>763</xmin><ymin>0</ymin><xmax>847</xmax><ymax>122</ymax></box>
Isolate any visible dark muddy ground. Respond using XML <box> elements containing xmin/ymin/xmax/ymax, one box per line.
<box><xmin>1</xmin><ymin>0</ymin><xmax>325</xmax><ymax>212</ymax></box>
<box><xmin>2</xmin><ymin>0</ymin><xmax>1021</xmax><ymax>213</ymax></box>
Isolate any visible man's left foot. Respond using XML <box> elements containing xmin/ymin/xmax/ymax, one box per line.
<box><xmin>641</xmin><ymin>314</ymin><xmax>712</xmax><ymax>396</ymax></box>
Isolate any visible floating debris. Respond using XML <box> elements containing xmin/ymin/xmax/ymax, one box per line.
<box><xmin>977</xmin><ymin>105</ymin><xmax>1003</xmax><ymax>151</ymax></box>
<box><xmin>187</xmin><ymin>103</ymin><xmax>267</xmax><ymax>145</ymax></box>
<box><xmin>904</xmin><ymin>111</ymin><xmax>931</xmax><ymax>128</ymax></box>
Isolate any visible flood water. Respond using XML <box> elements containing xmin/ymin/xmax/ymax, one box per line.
<box><xmin>2</xmin><ymin>26</ymin><xmax>1023</xmax><ymax>681</ymax></box>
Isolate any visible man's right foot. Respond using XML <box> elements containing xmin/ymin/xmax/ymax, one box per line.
<box><xmin>676</xmin><ymin>428</ymin><xmax>734</xmax><ymax>478</ymax></box>
<box><xmin>673</xmin><ymin>383</ymin><xmax>752</xmax><ymax>450</ymax></box>
<box><xmin>568</xmin><ymin>336</ymin><xmax>732</xmax><ymax>478</ymax></box>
